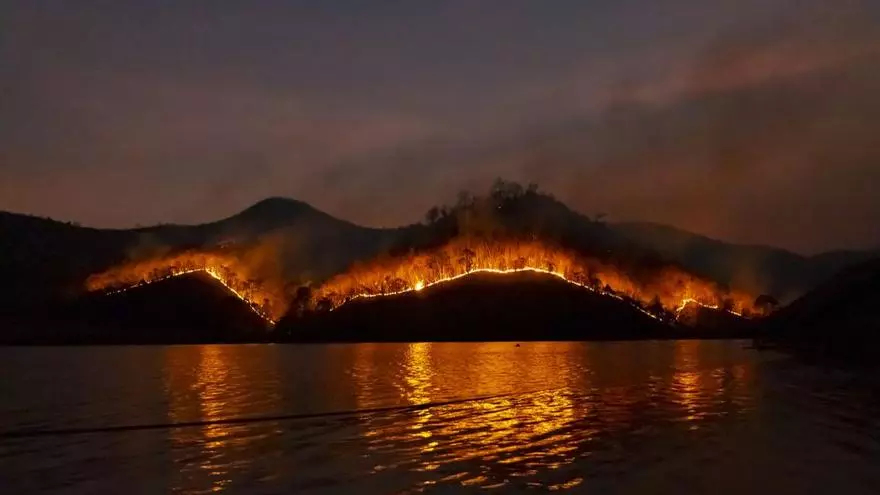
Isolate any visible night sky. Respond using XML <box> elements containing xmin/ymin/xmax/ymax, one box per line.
<box><xmin>2</xmin><ymin>1</ymin><xmax>878</xmax><ymax>253</ymax></box>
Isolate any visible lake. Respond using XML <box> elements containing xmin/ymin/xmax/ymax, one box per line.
<box><xmin>2</xmin><ymin>341</ymin><xmax>879</xmax><ymax>493</ymax></box>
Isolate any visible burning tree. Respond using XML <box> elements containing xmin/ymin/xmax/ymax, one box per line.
<box><xmin>307</xmin><ymin>236</ymin><xmax>757</xmax><ymax>318</ymax></box>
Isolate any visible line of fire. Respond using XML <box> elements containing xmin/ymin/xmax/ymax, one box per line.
<box><xmin>84</xmin><ymin>235</ymin><xmax>773</xmax><ymax>330</ymax></box>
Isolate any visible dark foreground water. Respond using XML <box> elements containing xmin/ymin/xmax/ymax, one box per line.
<box><xmin>2</xmin><ymin>341</ymin><xmax>879</xmax><ymax>494</ymax></box>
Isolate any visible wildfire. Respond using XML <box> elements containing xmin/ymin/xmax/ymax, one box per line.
<box><xmin>309</xmin><ymin>237</ymin><xmax>757</xmax><ymax>319</ymax></box>
<box><xmin>86</xmin><ymin>250</ymin><xmax>286</xmax><ymax>323</ymax></box>
<box><xmin>334</xmin><ymin>266</ymin><xmax>667</xmax><ymax>321</ymax></box>
<box><xmin>674</xmin><ymin>298</ymin><xmax>743</xmax><ymax>318</ymax></box>
<box><xmin>85</xmin><ymin>237</ymin><xmax>759</xmax><ymax>328</ymax></box>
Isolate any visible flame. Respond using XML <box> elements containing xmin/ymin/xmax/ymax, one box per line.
<box><xmin>85</xmin><ymin>237</ymin><xmax>757</xmax><ymax>328</ymax></box>
<box><xmin>85</xmin><ymin>250</ymin><xmax>285</xmax><ymax>323</ymax></box>
<box><xmin>674</xmin><ymin>297</ymin><xmax>743</xmax><ymax>318</ymax></box>
<box><xmin>309</xmin><ymin>237</ymin><xmax>755</xmax><ymax>320</ymax></box>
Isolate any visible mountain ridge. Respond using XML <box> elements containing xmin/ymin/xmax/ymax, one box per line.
<box><xmin>757</xmin><ymin>257</ymin><xmax>880</xmax><ymax>364</ymax></box>
<box><xmin>613</xmin><ymin>221</ymin><xmax>878</xmax><ymax>302</ymax></box>
<box><xmin>2</xmin><ymin>192</ymin><xmax>877</xmax><ymax>311</ymax></box>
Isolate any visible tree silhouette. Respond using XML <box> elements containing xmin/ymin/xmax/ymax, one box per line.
<box><xmin>754</xmin><ymin>294</ymin><xmax>779</xmax><ymax>315</ymax></box>
<box><xmin>459</xmin><ymin>248</ymin><xmax>476</xmax><ymax>272</ymax></box>
<box><xmin>424</xmin><ymin>206</ymin><xmax>440</xmax><ymax>225</ymax></box>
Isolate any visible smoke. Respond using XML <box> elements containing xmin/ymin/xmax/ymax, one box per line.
<box><xmin>4</xmin><ymin>0</ymin><xmax>879</xmax><ymax>256</ymax></box>
<box><xmin>495</xmin><ymin>2</ymin><xmax>880</xmax><ymax>255</ymax></box>
<box><xmin>278</xmin><ymin>1</ymin><xmax>880</xmax><ymax>256</ymax></box>
<box><xmin>126</xmin><ymin>232</ymin><xmax>174</xmax><ymax>261</ymax></box>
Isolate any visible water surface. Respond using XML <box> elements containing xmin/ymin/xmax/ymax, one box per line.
<box><xmin>2</xmin><ymin>341</ymin><xmax>879</xmax><ymax>493</ymax></box>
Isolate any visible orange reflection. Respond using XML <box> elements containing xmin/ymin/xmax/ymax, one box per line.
<box><xmin>347</xmin><ymin>341</ymin><xmax>758</xmax><ymax>491</ymax></box>
<box><xmin>673</xmin><ymin>340</ymin><xmax>703</xmax><ymax>423</ymax></box>
<box><xmin>402</xmin><ymin>343</ymin><xmax>434</xmax><ymax>406</ymax></box>
<box><xmin>353</xmin><ymin>343</ymin><xmax>587</xmax><ymax>490</ymax></box>
<box><xmin>148</xmin><ymin>341</ymin><xmax>756</xmax><ymax>493</ymax></box>
<box><xmin>670</xmin><ymin>340</ymin><xmax>758</xmax><ymax>425</ymax></box>
<box><xmin>163</xmin><ymin>345</ymin><xmax>282</xmax><ymax>494</ymax></box>
<box><xmin>403</xmin><ymin>343</ymin><xmax>436</xmax><ymax>455</ymax></box>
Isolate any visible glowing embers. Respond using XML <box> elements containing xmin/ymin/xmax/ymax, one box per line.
<box><xmin>328</xmin><ymin>267</ymin><xmax>665</xmax><ymax>322</ymax></box>
<box><xmin>87</xmin><ymin>237</ymin><xmax>755</xmax><ymax>328</ymax></box>
<box><xmin>674</xmin><ymin>297</ymin><xmax>743</xmax><ymax>318</ymax></box>
<box><xmin>86</xmin><ymin>248</ymin><xmax>290</xmax><ymax>322</ymax></box>
<box><xmin>203</xmin><ymin>267</ymin><xmax>277</xmax><ymax>324</ymax></box>
<box><xmin>309</xmin><ymin>238</ymin><xmax>755</xmax><ymax>320</ymax></box>
<box><xmin>97</xmin><ymin>265</ymin><xmax>276</xmax><ymax>324</ymax></box>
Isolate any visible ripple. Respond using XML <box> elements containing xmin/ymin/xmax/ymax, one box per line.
<box><xmin>3</xmin><ymin>342</ymin><xmax>880</xmax><ymax>493</ymax></box>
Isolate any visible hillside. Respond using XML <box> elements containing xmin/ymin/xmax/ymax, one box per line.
<box><xmin>0</xmin><ymin>212</ymin><xmax>135</xmax><ymax>307</ymax></box>
<box><xmin>614</xmin><ymin>221</ymin><xmax>878</xmax><ymax>302</ymax></box>
<box><xmin>765</xmin><ymin>257</ymin><xmax>880</xmax><ymax>332</ymax></box>
<box><xmin>0</xmin><ymin>183</ymin><xmax>635</xmax><ymax>316</ymax></box>
<box><xmin>759</xmin><ymin>257</ymin><xmax>880</xmax><ymax>363</ymax></box>
<box><xmin>3</xmin><ymin>181</ymin><xmax>876</xmax><ymax>335</ymax></box>
<box><xmin>276</xmin><ymin>271</ymin><xmax>681</xmax><ymax>342</ymax></box>
<box><xmin>0</xmin><ymin>198</ymin><xmax>392</xmax><ymax>312</ymax></box>
<box><xmin>2</xmin><ymin>272</ymin><xmax>270</xmax><ymax>345</ymax></box>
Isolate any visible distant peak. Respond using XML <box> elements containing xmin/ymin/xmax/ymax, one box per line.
<box><xmin>219</xmin><ymin>197</ymin><xmax>321</xmax><ymax>227</ymax></box>
<box><xmin>239</xmin><ymin>197</ymin><xmax>312</xmax><ymax>216</ymax></box>
<box><xmin>248</xmin><ymin>196</ymin><xmax>307</xmax><ymax>209</ymax></box>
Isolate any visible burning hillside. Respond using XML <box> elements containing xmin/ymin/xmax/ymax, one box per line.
<box><xmin>306</xmin><ymin>237</ymin><xmax>758</xmax><ymax>318</ymax></box>
<box><xmin>85</xmin><ymin>234</ymin><xmax>760</xmax><ymax>328</ymax></box>
<box><xmin>83</xmin><ymin>181</ymin><xmax>766</xmax><ymax>329</ymax></box>
<box><xmin>282</xmin><ymin>270</ymin><xmax>678</xmax><ymax>342</ymax></box>
<box><xmin>85</xmin><ymin>250</ymin><xmax>288</xmax><ymax>322</ymax></box>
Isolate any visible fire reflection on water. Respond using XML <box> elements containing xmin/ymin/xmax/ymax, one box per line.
<box><xmin>351</xmin><ymin>341</ymin><xmax>755</xmax><ymax>492</ymax></box>
<box><xmin>151</xmin><ymin>341</ymin><xmax>755</xmax><ymax>493</ymax></box>
<box><xmin>402</xmin><ymin>343</ymin><xmax>436</xmax><ymax>454</ymax></box>
<box><xmin>162</xmin><ymin>345</ymin><xmax>283</xmax><ymax>494</ymax></box>
<box><xmin>673</xmin><ymin>340</ymin><xmax>703</xmax><ymax>423</ymax></box>
<box><xmin>355</xmin><ymin>342</ymin><xmax>588</xmax><ymax>491</ymax></box>
<box><xmin>671</xmin><ymin>340</ymin><xmax>756</xmax><ymax>426</ymax></box>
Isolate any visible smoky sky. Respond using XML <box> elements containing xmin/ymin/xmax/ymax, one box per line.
<box><xmin>1</xmin><ymin>0</ymin><xmax>879</xmax><ymax>253</ymax></box>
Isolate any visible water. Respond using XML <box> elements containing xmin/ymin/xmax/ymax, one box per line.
<box><xmin>1</xmin><ymin>341</ymin><xmax>879</xmax><ymax>494</ymax></box>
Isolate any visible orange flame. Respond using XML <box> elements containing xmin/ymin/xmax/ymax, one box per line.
<box><xmin>309</xmin><ymin>237</ymin><xmax>755</xmax><ymax>318</ymax></box>
<box><xmin>85</xmin><ymin>250</ymin><xmax>286</xmax><ymax>323</ymax></box>
<box><xmin>85</xmin><ymin>237</ymin><xmax>759</xmax><ymax>327</ymax></box>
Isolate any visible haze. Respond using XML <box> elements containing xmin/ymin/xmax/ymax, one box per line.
<box><xmin>2</xmin><ymin>0</ymin><xmax>879</xmax><ymax>253</ymax></box>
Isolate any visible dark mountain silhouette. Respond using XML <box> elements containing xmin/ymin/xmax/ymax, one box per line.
<box><xmin>2</xmin><ymin>180</ymin><xmax>877</xmax><ymax>344</ymax></box>
<box><xmin>758</xmin><ymin>256</ymin><xmax>880</xmax><ymax>363</ymax></box>
<box><xmin>614</xmin><ymin>221</ymin><xmax>878</xmax><ymax>302</ymax></box>
<box><xmin>160</xmin><ymin>196</ymin><xmax>373</xmax><ymax>246</ymax></box>
<box><xmin>276</xmin><ymin>271</ymin><xmax>698</xmax><ymax>343</ymax></box>
<box><xmin>0</xmin><ymin>212</ymin><xmax>136</xmax><ymax>310</ymax></box>
<box><xmin>5</xmin><ymin>190</ymin><xmax>869</xmax><ymax>311</ymax></box>
<box><xmin>0</xmin><ymin>198</ymin><xmax>391</xmax><ymax>312</ymax></box>
<box><xmin>3</xmin><ymin>272</ymin><xmax>270</xmax><ymax>345</ymax></box>
<box><xmin>0</xmin><ymin>183</ymin><xmax>629</xmax><ymax>318</ymax></box>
